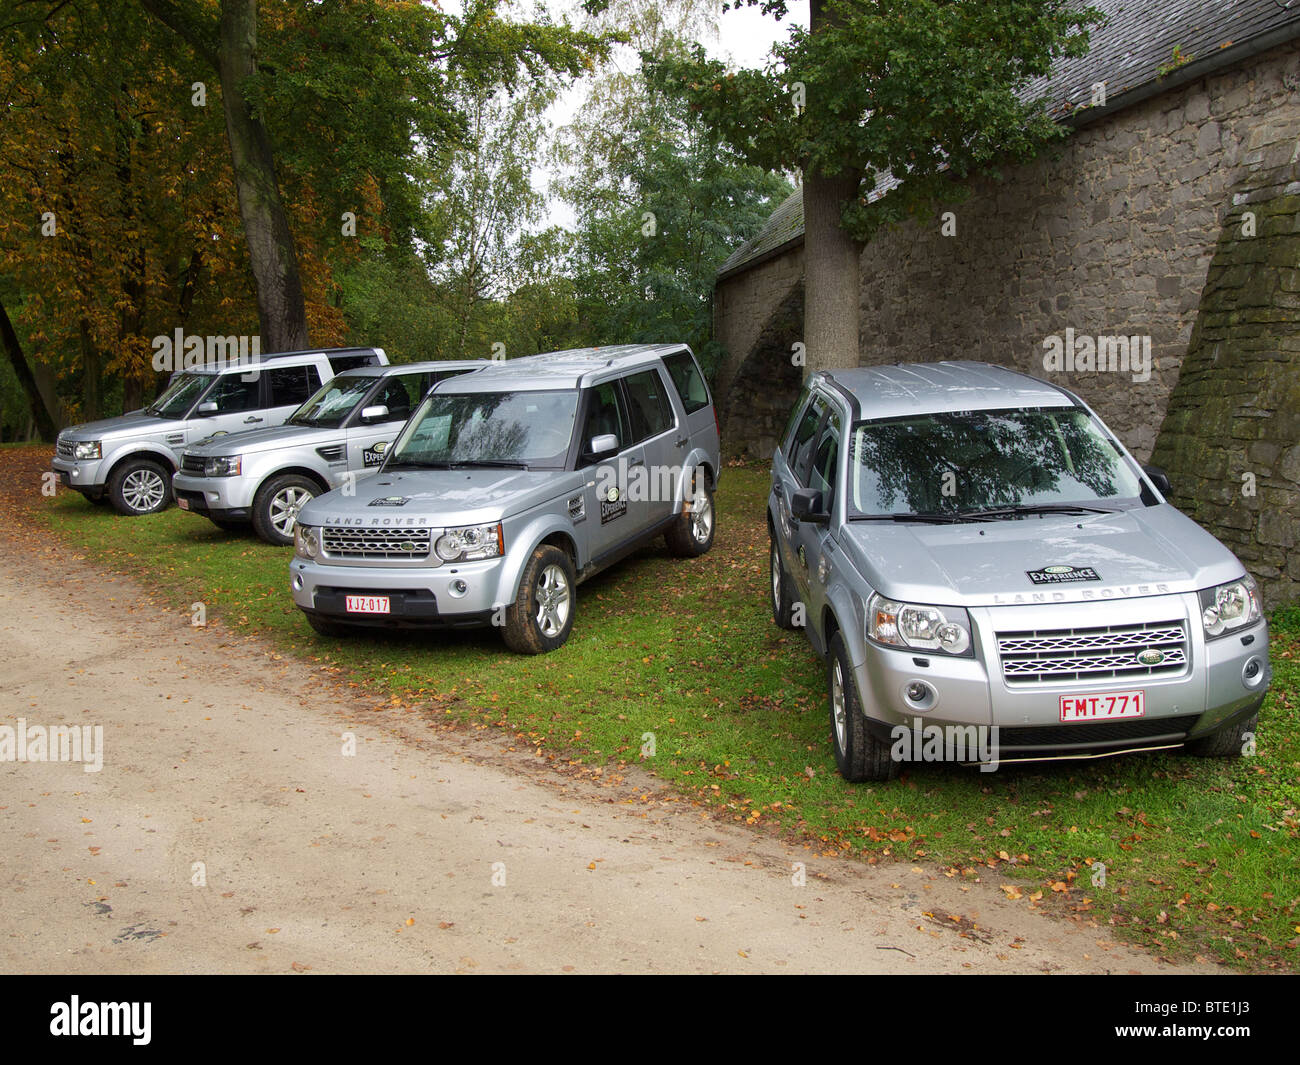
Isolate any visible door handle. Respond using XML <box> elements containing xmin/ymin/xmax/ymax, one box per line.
<box><xmin>675</xmin><ymin>436</ymin><xmax>687</xmax><ymax>448</ymax></box>
<box><xmin>243</xmin><ymin>416</ymin><xmax>263</xmax><ymax>424</ymax></box>
<box><xmin>627</xmin><ymin>457</ymin><xmax>645</xmax><ymax>468</ymax></box>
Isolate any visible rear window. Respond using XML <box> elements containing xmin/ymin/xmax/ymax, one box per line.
<box><xmin>661</xmin><ymin>351</ymin><xmax>710</xmax><ymax>414</ymax></box>
<box><xmin>623</xmin><ymin>369</ymin><xmax>674</xmax><ymax>442</ymax></box>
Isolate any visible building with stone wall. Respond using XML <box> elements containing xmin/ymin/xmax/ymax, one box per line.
<box><xmin>712</xmin><ymin>0</ymin><xmax>1300</xmax><ymax>606</ymax></box>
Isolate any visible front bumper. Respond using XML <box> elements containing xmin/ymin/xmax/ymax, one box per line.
<box><xmin>52</xmin><ymin>455</ymin><xmax>107</xmax><ymax>491</ymax></box>
<box><xmin>852</xmin><ymin>594</ymin><xmax>1270</xmax><ymax>762</ymax></box>
<box><xmin>172</xmin><ymin>471</ymin><xmax>256</xmax><ymax>518</ymax></box>
<box><xmin>290</xmin><ymin>555</ymin><xmax>506</xmax><ymax>629</ymax></box>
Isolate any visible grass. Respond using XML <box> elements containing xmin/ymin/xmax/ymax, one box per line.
<box><xmin>28</xmin><ymin>453</ymin><xmax>1300</xmax><ymax>971</ymax></box>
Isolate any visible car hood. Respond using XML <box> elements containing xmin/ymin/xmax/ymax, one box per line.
<box><xmin>59</xmin><ymin>411</ymin><xmax>175</xmax><ymax>441</ymax></box>
<box><xmin>298</xmin><ymin>466</ymin><xmax>574</xmax><ymax>527</ymax></box>
<box><xmin>837</xmin><ymin>504</ymin><xmax>1246</xmax><ymax>606</ymax></box>
<box><xmin>184</xmin><ymin>422</ymin><xmax>335</xmax><ymax>456</ymax></box>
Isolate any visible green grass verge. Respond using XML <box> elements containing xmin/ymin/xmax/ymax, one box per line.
<box><xmin>37</xmin><ymin>465</ymin><xmax>1300</xmax><ymax>971</ymax></box>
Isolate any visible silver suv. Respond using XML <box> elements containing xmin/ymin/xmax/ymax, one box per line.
<box><xmin>51</xmin><ymin>347</ymin><xmax>389</xmax><ymax>515</ymax></box>
<box><xmin>171</xmin><ymin>360</ymin><xmax>484</xmax><ymax>544</ymax></box>
<box><xmin>290</xmin><ymin>344</ymin><xmax>720</xmax><ymax>653</ymax></box>
<box><xmin>769</xmin><ymin>362</ymin><xmax>1271</xmax><ymax>780</ymax></box>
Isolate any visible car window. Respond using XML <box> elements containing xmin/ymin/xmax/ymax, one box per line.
<box><xmin>789</xmin><ymin>393</ymin><xmax>827</xmax><ymax>485</ymax></box>
<box><xmin>661</xmin><ymin>351</ymin><xmax>710</xmax><ymax>414</ymax></box>
<box><xmin>582</xmin><ymin>382</ymin><xmax>626</xmax><ymax>455</ymax></box>
<box><xmin>266</xmin><ymin>365</ymin><xmax>320</xmax><ymax>407</ymax></box>
<box><xmin>623</xmin><ymin>369</ymin><xmax>674</xmax><ymax>443</ymax></box>
<box><xmin>781</xmin><ymin>384</ymin><xmax>813</xmax><ymax>457</ymax></box>
<box><xmin>369</xmin><ymin>374</ymin><xmax>426</xmax><ymax>422</ymax></box>
<box><xmin>206</xmin><ymin>373</ymin><xmax>261</xmax><ymax>414</ymax></box>
<box><xmin>810</xmin><ymin>412</ymin><xmax>841</xmax><ymax>514</ymax></box>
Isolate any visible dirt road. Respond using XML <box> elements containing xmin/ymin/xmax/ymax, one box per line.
<box><xmin>0</xmin><ymin>534</ymin><xmax>1218</xmax><ymax>974</ymax></box>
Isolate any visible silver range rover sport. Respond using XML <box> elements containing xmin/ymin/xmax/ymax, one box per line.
<box><xmin>290</xmin><ymin>344</ymin><xmax>721</xmax><ymax>653</ymax></box>
<box><xmin>769</xmin><ymin>362</ymin><xmax>1271</xmax><ymax>780</ymax></box>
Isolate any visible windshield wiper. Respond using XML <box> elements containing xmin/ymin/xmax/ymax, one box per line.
<box><xmin>960</xmin><ymin>503</ymin><xmax>1117</xmax><ymax>520</ymax></box>
<box><xmin>850</xmin><ymin>512</ymin><xmax>967</xmax><ymax>524</ymax></box>
<box><xmin>447</xmin><ymin>459</ymin><xmax>530</xmax><ymax>470</ymax></box>
<box><xmin>383</xmin><ymin>460</ymin><xmax>452</xmax><ymax>470</ymax></box>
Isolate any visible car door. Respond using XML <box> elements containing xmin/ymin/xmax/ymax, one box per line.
<box><xmin>188</xmin><ymin>371</ymin><xmax>266</xmax><ymax>441</ymax></box>
<box><xmin>621</xmin><ymin>366</ymin><xmax>680</xmax><ymax>528</ymax></box>
<box><xmin>776</xmin><ymin>391</ymin><xmax>829</xmax><ymax>602</ymax></box>
<box><xmin>796</xmin><ymin>409</ymin><xmax>843</xmax><ymax>628</ymax></box>
<box><xmin>343</xmin><ymin>370</ymin><xmax>436</xmax><ymax>475</ymax></box>
<box><xmin>576</xmin><ymin>379</ymin><xmax>652</xmax><ymax>563</ymax></box>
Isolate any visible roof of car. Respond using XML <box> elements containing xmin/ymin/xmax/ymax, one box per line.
<box><xmin>335</xmin><ymin>359</ymin><xmax>487</xmax><ymax>379</ymax></box>
<box><xmin>433</xmin><ymin>344</ymin><xmax>692</xmax><ymax>391</ymax></box>
<box><xmin>819</xmin><ymin>361</ymin><xmax>1075</xmax><ymax>419</ymax></box>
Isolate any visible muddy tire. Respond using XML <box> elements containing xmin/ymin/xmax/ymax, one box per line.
<box><xmin>828</xmin><ymin>631</ymin><xmax>899</xmax><ymax>782</ymax></box>
<box><xmin>502</xmin><ymin>544</ymin><xmax>576</xmax><ymax>654</ymax></box>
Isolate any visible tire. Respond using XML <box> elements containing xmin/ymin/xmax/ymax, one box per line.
<box><xmin>107</xmin><ymin>457</ymin><xmax>171</xmax><ymax>516</ymax></box>
<box><xmin>665</xmin><ymin>472</ymin><xmax>715</xmax><ymax>558</ymax></box>
<box><xmin>828</xmin><ymin>631</ymin><xmax>899</xmax><ymax>782</ymax></box>
<box><xmin>207</xmin><ymin>517</ymin><xmax>247</xmax><ymax>533</ymax></box>
<box><xmin>252</xmin><ymin>473</ymin><xmax>320</xmax><ymax>546</ymax></box>
<box><xmin>304</xmin><ymin>612</ymin><xmax>357</xmax><ymax>638</ymax></box>
<box><xmin>770</xmin><ymin>534</ymin><xmax>797</xmax><ymax>629</ymax></box>
<box><xmin>1185</xmin><ymin>712</ymin><xmax>1258</xmax><ymax>758</ymax></box>
<box><xmin>502</xmin><ymin>544</ymin><xmax>576</xmax><ymax>654</ymax></box>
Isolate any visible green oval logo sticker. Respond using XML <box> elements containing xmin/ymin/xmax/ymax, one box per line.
<box><xmin>1136</xmin><ymin>648</ymin><xmax>1165</xmax><ymax>666</ymax></box>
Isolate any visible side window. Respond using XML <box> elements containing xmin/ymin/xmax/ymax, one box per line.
<box><xmin>623</xmin><ymin>369</ymin><xmax>673</xmax><ymax>443</ymax></box>
<box><xmin>789</xmin><ymin>394</ymin><xmax>827</xmax><ymax>485</ymax></box>
<box><xmin>267</xmin><ymin>365</ymin><xmax>319</xmax><ymax>407</ymax></box>
<box><xmin>581</xmin><ymin>382</ymin><xmax>626</xmax><ymax>456</ymax></box>
<box><xmin>206</xmin><ymin>373</ymin><xmax>261</xmax><ymax>414</ymax></box>
<box><xmin>810</xmin><ymin>412</ymin><xmax>841</xmax><ymax>514</ymax></box>
<box><xmin>781</xmin><ymin>384</ymin><xmax>813</xmax><ymax>457</ymax></box>
<box><xmin>661</xmin><ymin>351</ymin><xmax>710</xmax><ymax>414</ymax></box>
<box><xmin>371</xmin><ymin>374</ymin><xmax>422</xmax><ymax>421</ymax></box>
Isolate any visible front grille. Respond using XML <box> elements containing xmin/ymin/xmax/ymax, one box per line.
<box><xmin>56</xmin><ymin>438</ymin><xmax>76</xmax><ymax>458</ymax></box>
<box><xmin>180</xmin><ymin>453</ymin><xmax>206</xmax><ymax>475</ymax></box>
<box><xmin>322</xmin><ymin>526</ymin><xmax>431</xmax><ymax>560</ymax></box>
<box><xmin>997</xmin><ymin>717</ymin><xmax>1195</xmax><ymax>749</ymax></box>
<box><xmin>996</xmin><ymin>619</ymin><xmax>1188</xmax><ymax>684</ymax></box>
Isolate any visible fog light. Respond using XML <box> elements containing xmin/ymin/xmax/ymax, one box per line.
<box><xmin>293</xmin><ymin>574</ymin><xmax>303</xmax><ymax>591</ymax></box>
<box><xmin>1242</xmin><ymin>656</ymin><xmax>1264</xmax><ymax>688</ymax></box>
<box><xmin>449</xmin><ymin>579</ymin><xmax>469</xmax><ymax>598</ymax></box>
<box><xmin>901</xmin><ymin>679</ymin><xmax>937</xmax><ymax>711</ymax></box>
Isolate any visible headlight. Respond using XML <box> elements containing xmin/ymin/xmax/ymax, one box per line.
<box><xmin>294</xmin><ymin>523</ymin><xmax>320</xmax><ymax>560</ymax></box>
<box><xmin>1200</xmin><ymin>575</ymin><xmax>1261</xmax><ymax>638</ymax></box>
<box><xmin>73</xmin><ymin>440</ymin><xmax>101</xmax><ymax>460</ymax></box>
<box><xmin>204</xmin><ymin>455</ymin><xmax>242</xmax><ymax>477</ymax></box>
<box><xmin>434</xmin><ymin>523</ymin><xmax>503</xmax><ymax>563</ymax></box>
<box><xmin>867</xmin><ymin>593</ymin><xmax>973</xmax><ymax>656</ymax></box>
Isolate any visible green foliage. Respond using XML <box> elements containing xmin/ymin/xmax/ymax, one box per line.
<box><xmin>648</xmin><ymin>0</ymin><xmax>1102</xmax><ymax>241</ymax></box>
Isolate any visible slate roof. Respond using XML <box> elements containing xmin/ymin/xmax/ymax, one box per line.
<box><xmin>716</xmin><ymin>0</ymin><xmax>1300</xmax><ymax>281</ymax></box>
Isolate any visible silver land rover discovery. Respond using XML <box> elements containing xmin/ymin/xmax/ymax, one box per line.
<box><xmin>769</xmin><ymin>362</ymin><xmax>1271</xmax><ymax>780</ymax></box>
<box><xmin>171</xmin><ymin>360</ymin><xmax>484</xmax><ymax>544</ymax></box>
<box><xmin>290</xmin><ymin>344</ymin><xmax>721</xmax><ymax>653</ymax></box>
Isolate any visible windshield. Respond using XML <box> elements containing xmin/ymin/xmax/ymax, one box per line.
<box><xmin>849</xmin><ymin>406</ymin><xmax>1144</xmax><ymax>518</ymax></box>
<box><xmin>288</xmin><ymin>373</ymin><xmax>374</xmax><ymax>429</ymax></box>
<box><xmin>386</xmin><ymin>390</ymin><xmax>578</xmax><ymax>470</ymax></box>
<box><xmin>146</xmin><ymin>372</ymin><xmax>213</xmax><ymax>418</ymax></box>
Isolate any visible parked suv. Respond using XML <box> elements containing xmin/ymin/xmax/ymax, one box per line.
<box><xmin>171</xmin><ymin>360</ymin><xmax>484</xmax><ymax>544</ymax></box>
<box><xmin>289</xmin><ymin>344</ymin><xmax>720</xmax><ymax>652</ymax></box>
<box><xmin>52</xmin><ymin>347</ymin><xmax>389</xmax><ymax>516</ymax></box>
<box><xmin>769</xmin><ymin>362</ymin><xmax>1270</xmax><ymax>780</ymax></box>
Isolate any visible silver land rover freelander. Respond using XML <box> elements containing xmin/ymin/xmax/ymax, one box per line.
<box><xmin>769</xmin><ymin>362</ymin><xmax>1270</xmax><ymax>780</ymax></box>
<box><xmin>171</xmin><ymin>360</ymin><xmax>484</xmax><ymax>544</ymax></box>
<box><xmin>51</xmin><ymin>346</ymin><xmax>389</xmax><ymax>516</ymax></box>
<box><xmin>290</xmin><ymin>344</ymin><xmax>721</xmax><ymax>653</ymax></box>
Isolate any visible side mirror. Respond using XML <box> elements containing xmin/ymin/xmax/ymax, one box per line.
<box><xmin>791</xmin><ymin>487</ymin><xmax>829</xmax><ymax>524</ymax></box>
<box><xmin>196</xmin><ymin>401</ymin><xmax>218</xmax><ymax>416</ymax></box>
<box><xmin>359</xmin><ymin>405</ymin><xmax>389</xmax><ymax>422</ymax></box>
<box><xmin>1142</xmin><ymin>465</ymin><xmax>1172</xmax><ymax>496</ymax></box>
<box><xmin>589</xmin><ymin>433</ymin><xmax>618</xmax><ymax>457</ymax></box>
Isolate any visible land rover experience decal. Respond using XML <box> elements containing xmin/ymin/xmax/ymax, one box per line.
<box><xmin>1026</xmin><ymin>564</ymin><xmax>1101</xmax><ymax>585</ymax></box>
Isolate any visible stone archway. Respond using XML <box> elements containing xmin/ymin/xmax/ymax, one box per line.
<box><xmin>719</xmin><ymin>281</ymin><xmax>805</xmax><ymax>462</ymax></box>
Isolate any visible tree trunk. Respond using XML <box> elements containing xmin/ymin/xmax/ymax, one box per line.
<box><xmin>217</xmin><ymin>0</ymin><xmax>308</xmax><ymax>352</ymax></box>
<box><xmin>0</xmin><ymin>299</ymin><xmax>59</xmax><ymax>440</ymax></box>
<box><xmin>802</xmin><ymin>170</ymin><xmax>863</xmax><ymax>373</ymax></box>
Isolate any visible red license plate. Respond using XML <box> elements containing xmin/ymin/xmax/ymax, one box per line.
<box><xmin>345</xmin><ymin>595</ymin><xmax>390</xmax><ymax>614</ymax></box>
<box><xmin>1060</xmin><ymin>689</ymin><xmax>1145</xmax><ymax>722</ymax></box>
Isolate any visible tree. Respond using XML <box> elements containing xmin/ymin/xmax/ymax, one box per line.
<box><xmin>557</xmin><ymin>0</ymin><xmax>791</xmax><ymax>373</ymax></box>
<box><xmin>647</xmin><ymin>0</ymin><xmax>1100</xmax><ymax>371</ymax></box>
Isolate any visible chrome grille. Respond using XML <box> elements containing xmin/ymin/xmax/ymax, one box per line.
<box><xmin>180</xmin><ymin>453</ymin><xmax>206</xmax><ymax>475</ymax></box>
<box><xmin>322</xmin><ymin>526</ymin><xmax>431</xmax><ymax>560</ymax></box>
<box><xmin>997</xmin><ymin>620</ymin><xmax>1188</xmax><ymax>684</ymax></box>
<box><xmin>56</xmin><ymin>438</ymin><xmax>76</xmax><ymax>458</ymax></box>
